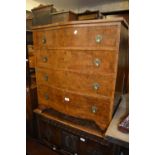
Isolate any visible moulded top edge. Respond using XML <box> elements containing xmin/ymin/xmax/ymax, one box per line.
<box><xmin>32</xmin><ymin>17</ymin><xmax>128</xmax><ymax>30</ymax></box>
<box><xmin>31</xmin><ymin>4</ymin><xmax>54</xmax><ymax>11</ymax></box>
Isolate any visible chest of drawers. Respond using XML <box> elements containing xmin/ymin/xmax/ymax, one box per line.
<box><xmin>32</xmin><ymin>18</ymin><xmax>128</xmax><ymax>137</ymax></box>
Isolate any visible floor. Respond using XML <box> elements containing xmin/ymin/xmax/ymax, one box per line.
<box><xmin>26</xmin><ymin>137</ymin><xmax>59</xmax><ymax>155</ymax></box>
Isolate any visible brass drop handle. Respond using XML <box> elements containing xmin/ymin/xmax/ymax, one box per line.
<box><xmin>42</xmin><ymin>36</ymin><xmax>46</xmax><ymax>44</ymax></box>
<box><xmin>91</xmin><ymin>106</ymin><xmax>97</xmax><ymax>113</ymax></box>
<box><xmin>44</xmin><ymin>74</ymin><xmax>48</xmax><ymax>81</ymax></box>
<box><xmin>95</xmin><ymin>35</ymin><xmax>103</xmax><ymax>43</ymax></box>
<box><xmin>92</xmin><ymin>83</ymin><xmax>100</xmax><ymax>91</ymax></box>
<box><xmin>44</xmin><ymin>94</ymin><xmax>49</xmax><ymax>100</ymax></box>
<box><xmin>64</xmin><ymin>97</ymin><xmax>70</xmax><ymax>103</ymax></box>
<box><xmin>94</xmin><ymin>58</ymin><xmax>101</xmax><ymax>67</ymax></box>
<box><xmin>42</xmin><ymin>56</ymin><xmax>48</xmax><ymax>62</ymax></box>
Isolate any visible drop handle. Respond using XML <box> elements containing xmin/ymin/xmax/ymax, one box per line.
<box><xmin>42</xmin><ymin>56</ymin><xmax>48</xmax><ymax>62</ymax></box>
<box><xmin>91</xmin><ymin>106</ymin><xmax>97</xmax><ymax>113</ymax></box>
<box><xmin>92</xmin><ymin>83</ymin><xmax>100</xmax><ymax>91</ymax></box>
<box><xmin>44</xmin><ymin>75</ymin><xmax>48</xmax><ymax>81</ymax></box>
<box><xmin>42</xmin><ymin>37</ymin><xmax>46</xmax><ymax>44</ymax></box>
<box><xmin>44</xmin><ymin>94</ymin><xmax>49</xmax><ymax>100</ymax></box>
<box><xmin>94</xmin><ymin>58</ymin><xmax>101</xmax><ymax>67</ymax></box>
<box><xmin>95</xmin><ymin>35</ymin><xmax>103</xmax><ymax>43</ymax></box>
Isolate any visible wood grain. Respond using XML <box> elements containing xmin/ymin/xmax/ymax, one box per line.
<box><xmin>36</xmin><ymin>68</ymin><xmax>115</xmax><ymax>97</ymax></box>
<box><xmin>32</xmin><ymin>18</ymin><xmax>129</xmax><ymax>135</ymax></box>
<box><xmin>36</xmin><ymin>49</ymin><xmax>118</xmax><ymax>74</ymax></box>
<box><xmin>37</xmin><ymin>84</ymin><xmax>112</xmax><ymax>130</ymax></box>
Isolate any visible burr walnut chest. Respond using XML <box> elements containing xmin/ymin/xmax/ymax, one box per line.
<box><xmin>32</xmin><ymin>18</ymin><xmax>128</xmax><ymax>137</ymax></box>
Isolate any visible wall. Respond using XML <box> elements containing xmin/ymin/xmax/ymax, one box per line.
<box><xmin>26</xmin><ymin>0</ymin><xmax>129</xmax><ymax>13</ymax></box>
<box><xmin>26</xmin><ymin>0</ymin><xmax>42</xmax><ymax>11</ymax></box>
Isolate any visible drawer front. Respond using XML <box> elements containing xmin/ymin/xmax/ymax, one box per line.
<box><xmin>29</xmin><ymin>55</ymin><xmax>36</xmax><ymax>68</ymax></box>
<box><xmin>37</xmin><ymin>85</ymin><xmax>49</xmax><ymax>107</ymax></box>
<box><xmin>45</xmin><ymin>25</ymin><xmax>118</xmax><ymax>49</ymax></box>
<box><xmin>79</xmin><ymin>138</ymin><xmax>113</xmax><ymax>155</ymax></box>
<box><xmin>36</xmin><ymin>50</ymin><xmax>118</xmax><ymax>74</ymax></box>
<box><xmin>37</xmin><ymin>85</ymin><xmax>111</xmax><ymax>130</ymax></box>
<box><xmin>33</xmin><ymin>31</ymin><xmax>47</xmax><ymax>49</ymax></box>
<box><xmin>36</xmin><ymin>68</ymin><xmax>115</xmax><ymax>97</ymax></box>
<box><xmin>37</xmin><ymin>85</ymin><xmax>67</xmax><ymax>113</ymax></box>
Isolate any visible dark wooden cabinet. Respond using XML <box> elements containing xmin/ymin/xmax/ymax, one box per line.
<box><xmin>36</xmin><ymin>113</ymin><xmax>115</xmax><ymax>155</ymax></box>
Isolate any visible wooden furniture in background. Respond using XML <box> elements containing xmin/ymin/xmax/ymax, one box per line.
<box><xmin>26</xmin><ymin>10</ymin><xmax>33</xmax><ymax>31</ymax></box>
<box><xmin>31</xmin><ymin>4</ymin><xmax>55</xmax><ymax>26</ymax></box>
<box><xmin>78</xmin><ymin>10</ymin><xmax>103</xmax><ymax>20</ymax></box>
<box><xmin>26</xmin><ymin>31</ymin><xmax>38</xmax><ymax>136</ymax></box>
<box><xmin>31</xmin><ymin>4</ymin><xmax>77</xmax><ymax>26</ymax></box>
<box><xmin>102</xmin><ymin>10</ymin><xmax>129</xmax><ymax>24</ymax></box>
<box><xmin>34</xmin><ymin>110</ymin><xmax>116</xmax><ymax>155</ymax></box>
<box><xmin>51</xmin><ymin>11</ymin><xmax>77</xmax><ymax>23</ymax></box>
<box><xmin>32</xmin><ymin>18</ymin><xmax>129</xmax><ymax>138</ymax></box>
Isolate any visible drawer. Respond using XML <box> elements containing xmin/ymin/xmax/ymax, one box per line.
<box><xmin>45</xmin><ymin>25</ymin><xmax>118</xmax><ymax>49</ymax></box>
<box><xmin>37</xmin><ymin>85</ymin><xmax>49</xmax><ymax>107</ymax></box>
<box><xmin>37</xmin><ymin>85</ymin><xmax>67</xmax><ymax>114</ymax></box>
<box><xmin>79</xmin><ymin>137</ymin><xmax>113</xmax><ymax>155</ymax></box>
<box><xmin>37</xmin><ymin>85</ymin><xmax>112</xmax><ymax>130</ymax></box>
<box><xmin>33</xmin><ymin>31</ymin><xmax>47</xmax><ymax>49</ymax></box>
<box><xmin>36</xmin><ymin>50</ymin><xmax>118</xmax><ymax>74</ymax></box>
<box><xmin>36</xmin><ymin>68</ymin><xmax>115</xmax><ymax>97</ymax></box>
<box><xmin>29</xmin><ymin>55</ymin><xmax>36</xmax><ymax>68</ymax></box>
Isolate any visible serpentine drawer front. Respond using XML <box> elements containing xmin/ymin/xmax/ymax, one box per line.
<box><xmin>33</xmin><ymin>19</ymin><xmax>129</xmax><ymax>134</ymax></box>
<box><xmin>33</xmin><ymin>24</ymin><xmax>119</xmax><ymax>49</ymax></box>
<box><xmin>36</xmin><ymin>68</ymin><xmax>115</xmax><ymax>97</ymax></box>
<box><xmin>36</xmin><ymin>49</ymin><xmax>118</xmax><ymax>74</ymax></box>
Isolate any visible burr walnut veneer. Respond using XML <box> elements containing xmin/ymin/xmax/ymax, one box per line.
<box><xmin>32</xmin><ymin>18</ymin><xmax>128</xmax><ymax>137</ymax></box>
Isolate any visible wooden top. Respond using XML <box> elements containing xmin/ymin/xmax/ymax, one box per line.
<box><xmin>105</xmin><ymin>94</ymin><xmax>129</xmax><ymax>148</ymax></box>
<box><xmin>50</xmin><ymin>10</ymin><xmax>76</xmax><ymax>15</ymax></box>
<box><xmin>78</xmin><ymin>10</ymin><xmax>99</xmax><ymax>15</ymax></box>
<box><xmin>32</xmin><ymin>17</ymin><xmax>128</xmax><ymax>30</ymax></box>
<box><xmin>31</xmin><ymin>4</ymin><xmax>53</xmax><ymax>11</ymax></box>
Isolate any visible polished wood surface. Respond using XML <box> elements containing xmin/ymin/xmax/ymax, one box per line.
<box><xmin>37</xmin><ymin>84</ymin><xmax>111</xmax><ymax>130</ymax></box>
<box><xmin>33</xmin><ymin>24</ymin><xmax>118</xmax><ymax>50</ymax></box>
<box><xmin>36</xmin><ymin>49</ymin><xmax>118</xmax><ymax>74</ymax></box>
<box><xmin>32</xmin><ymin>18</ymin><xmax>129</xmax><ymax>136</ymax></box>
<box><xmin>36</xmin><ymin>68</ymin><xmax>115</xmax><ymax>96</ymax></box>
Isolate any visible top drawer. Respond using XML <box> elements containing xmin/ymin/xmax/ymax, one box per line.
<box><xmin>33</xmin><ymin>24</ymin><xmax>119</xmax><ymax>50</ymax></box>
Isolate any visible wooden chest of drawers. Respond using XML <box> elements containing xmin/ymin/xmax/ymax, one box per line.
<box><xmin>32</xmin><ymin>18</ymin><xmax>128</xmax><ymax>137</ymax></box>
